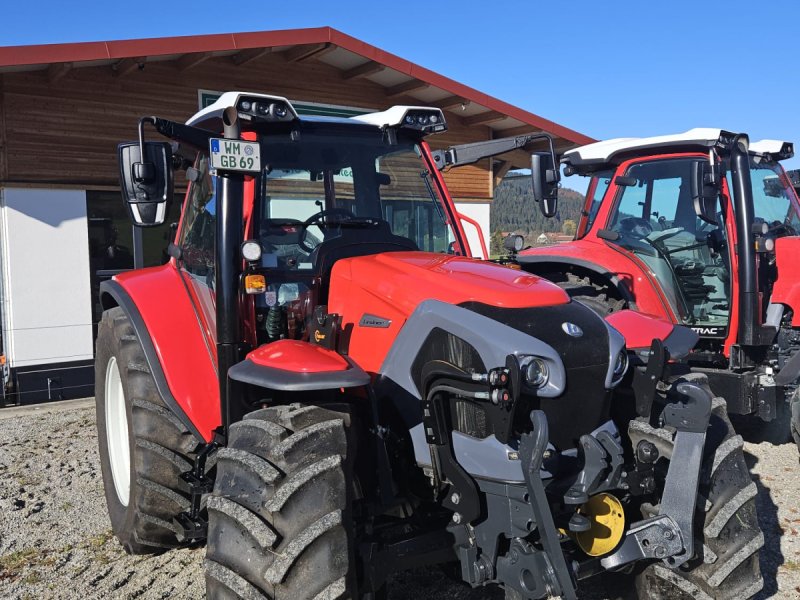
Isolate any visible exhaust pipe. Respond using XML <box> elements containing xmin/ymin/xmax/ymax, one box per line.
<box><xmin>216</xmin><ymin>106</ymin><xmax>244</xmax><ymax>436</ymax></box>
<box><xmin>729</xmin><ymin>135</ymin><xmax>758</xmax><ymax>346</ymax></box>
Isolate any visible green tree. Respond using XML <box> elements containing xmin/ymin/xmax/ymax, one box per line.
<box><xmin>490</xmin><ymin>230</ymin><xmax>505</xmax><ymax>257</ymax></box>
<box><xmin>562</xmin><ymin>219</ymin><xmax>577</xmax><ymax>237</ymax></box>
<box><xmin>491</xmin><ymin>174</ymin><xmax>585</xmax><ymax>236</ymax></box>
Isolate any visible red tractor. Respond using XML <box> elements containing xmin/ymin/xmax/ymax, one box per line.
<box><xmin>513</xmin><ymin>130</ymin><xmax>800</xmax><ymax>452</ymax></box>
<box><xmin>97</xmin><ymin>96</ymin><xmax>762</xmax><ymax>599</ymax></box>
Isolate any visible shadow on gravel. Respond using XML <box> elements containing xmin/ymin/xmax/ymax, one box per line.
<box><xmin>388</xmin><ymin>566</ymin><xmax>503</xmax><ymax>599</ymax></box>
<box><xmin>744</xmin><ymin>450</ymin><xmax>783</xmax><ymax>600</ymax></box>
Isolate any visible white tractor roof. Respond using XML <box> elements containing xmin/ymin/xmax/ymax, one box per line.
<box><xmin>749</xmin><ymin>139</ymin><xmax>794</xmax><ymax>159</ymax></box>
<box><xmin>564</xmin><ymin>129</ymin><xmax>795</xmax><ymax>170</ymax></box>
<box><xmin>351</xmin><ymin>105</ymin><xmax>446</xmax><ymax>132</ymax></box>
<box><xmin>563</xmin><ymin>128</ymin><xmax>733</xmax><ymax>169</ymax></box>
<box><xmin>185</xmin><ymin>92</ymin><xmax>447</xmax><ymax>136</ymax></box>
<box><xmin>186</xmin><ymin>91</ymin><xmax>298</xmax><ymax>128</ymax></box>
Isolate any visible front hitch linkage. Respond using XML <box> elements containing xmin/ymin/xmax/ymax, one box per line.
<box><xmin>602</xmin><ymin>380</ymin><xmax>712</xmax><ymax>570</ymax></box>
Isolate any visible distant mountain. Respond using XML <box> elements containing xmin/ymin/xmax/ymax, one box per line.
<box><xmin>491</xmin><ymin>174</ymin><xmax>585</xmax><ymax>242</ymax></box>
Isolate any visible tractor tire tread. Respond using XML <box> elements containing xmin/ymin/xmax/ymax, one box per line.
<box><xmin>205</xmin><ymin>404</ymin><xmax>356</xmax><ymax>599</ymax></box>
<box><xmin>634</xmin><ymin>376</ymin><xmax>763</xmax><ymax>599</ymax></box>
<box><xmin>96</xmin><ymin>306</ymin><xmax>203</xmax><ymax>554</ymax></box>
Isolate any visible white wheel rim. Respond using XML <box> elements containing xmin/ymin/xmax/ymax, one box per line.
<box><xmin>105</xmin><ymin>356</ymin><xmax>131</xmax><ymax>507</ymax></box>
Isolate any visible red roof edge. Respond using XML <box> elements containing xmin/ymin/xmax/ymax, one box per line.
<box><xmin>0</xmin><ymin>27</ymin><xmax>594</xmax><ymax>145</ymax></box>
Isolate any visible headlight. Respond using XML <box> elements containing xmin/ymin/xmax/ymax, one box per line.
<box><xmin>241</xmin><ymin>240</ymin><xmax>262</xmax><ymax>262</ymax></box>
<box><xmin>611</xmin><ymin>349</ymin><xmax>629</xmax><ymax>386</ymax></box>
<box><xmin>523</xmin><ymin>357</ymin><xmax>549</xmax><ymax>388</ymax></box>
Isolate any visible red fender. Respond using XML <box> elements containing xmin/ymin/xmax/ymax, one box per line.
<box><xmin>107</xmin><ymin>264</ymin><xmax>220</xmax><ymax>442</ymax></box>
<box><xmin>605</xmin><ymin>309</ymin><xmax>698</xmax><ymax>359</ymax></box>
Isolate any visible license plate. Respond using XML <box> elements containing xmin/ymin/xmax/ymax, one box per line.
<box><xmin>209</xmin><ymin>138</ymin><xmax>260</xmax><ymax>173</ymax></box>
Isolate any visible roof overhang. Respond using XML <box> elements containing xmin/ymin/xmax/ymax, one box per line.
<box><xmin>0</xmin><ymin>27</ymin><xmax>593</xmax><ymax>167</ymax></box>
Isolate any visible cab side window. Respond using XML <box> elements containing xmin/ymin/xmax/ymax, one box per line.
<box><xmin>180</xmin><ymin>154</ymin><xmax>216</xmax><ymax>283</ymax></box>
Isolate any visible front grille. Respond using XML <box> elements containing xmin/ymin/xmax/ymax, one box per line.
<box><xmin>454</xmin><ymin>399</ymin><xmax>488</xmax><ymax>438</ymax></box>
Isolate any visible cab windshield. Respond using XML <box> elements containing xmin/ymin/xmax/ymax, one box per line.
<box><xmin>256</xmin><ymin>133</ymin><xmax>456</xmax><ymax>271</ymax></box>
<box><xmin>606</xmin><ymin>158</ymin><xmax>731</xmax><ymax>331</ymax></box>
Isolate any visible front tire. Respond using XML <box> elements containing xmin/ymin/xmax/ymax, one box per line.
<box><xmin>96</xmin><ymin>307</ymin><xmax>202</xmax><ymax>553</ymax></box>
<box><xmin>205</xmin><ymin>403</ymin><xmax>359</xmax><ymax>599</ymax></box>
<box><xmin>631</xmin><ymin>374</ymin><xmax>763</xmax><ymax>599</ymax></box>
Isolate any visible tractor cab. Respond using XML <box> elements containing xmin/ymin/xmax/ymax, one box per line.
<box><xmin>517</xmin><ymin>128</ymin><xmax>800</xmax><ymax>423</ymax></box>
<box><xmin>125</xmin><ymin>93</ymin><xmax>476</xmax><ymax>350</ymax></box>
<box><xmin>175</xmin><ymin>94</ymin><xmax>460</xmax><ymax>346</ymax></box>
<box><xmin>541</xmin><ymin>130</ymin><xmax>800</xmax><ymax>347</ymax></box>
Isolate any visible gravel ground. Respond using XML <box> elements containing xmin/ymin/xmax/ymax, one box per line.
<box><xmin>0</xmin><ymin>401</ymin><xmax>798</xmax><ymax>599</ymax></box>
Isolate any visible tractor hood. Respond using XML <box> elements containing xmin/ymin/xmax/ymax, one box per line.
<box><xmin>330</xmin><ymin>251</ymin><xmax>569</xmax><ymax>316</ymax></box>
<box><xmin>327</xmin><ymin>252</ymin><xmax>570</xmax><ymax>374</ymax></box>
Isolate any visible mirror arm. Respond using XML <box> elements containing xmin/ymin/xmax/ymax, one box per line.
<box><xmin>433</xmin><ymin>133</ymin><xmax>559</xmax><ymax>172</ymax></box>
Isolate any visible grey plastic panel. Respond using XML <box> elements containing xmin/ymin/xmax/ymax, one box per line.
<box><xmin>766</xmin><ymin>303</ymin><xmax>785</xmax><ymax>329</ymax></box>
<box><xmin>411</xmin><ymin>419</ymin><xmax>621</xmax><ymax>483</ymax></box>
<box><xmin>662</xmin><ymin>325</ymin><xmax>700</xmax><ymax>361</ymax></box>
<box><xmin>603</xmin><ymin>320</ymin><xmax>628</xmax><ymax>389</ymax></box>
<box><xmin>379</xmin><ymin>299</ymin><xmax>566</xmax><ymax>400</ymax></box>
<box><xmin>228</xmin><ymin>358</ymin><xmax>370</xmax><ymax>391</ymax></box>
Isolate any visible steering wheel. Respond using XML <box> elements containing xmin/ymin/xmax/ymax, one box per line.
<box><xmin>299</xmin><ymin>208</ymin><xmax>357</xmax><ymax>252</ymax></box>
<box><xmin>618</xmin><ymin>217</ymin><xmax>653</xmax><ymax>240</ymax></box>
<box><xmin>646</xmin><ymin>227</ymin><xmax>685</xmax><ymax>245</ymax></box>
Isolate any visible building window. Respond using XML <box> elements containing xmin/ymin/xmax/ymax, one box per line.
<box><xmin>86</xmin><ymin>190</ymin><xmax>181</xmax><ymax>331</ymax></box>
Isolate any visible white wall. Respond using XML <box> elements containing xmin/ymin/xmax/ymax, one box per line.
<box><xmin>0</xmin><ymin>188</ymin><xmax>94</xmax><ymax>368</ymax></box>
<box><xmin>454</xmin><ymin>201</ymin><xmax>491</xmax><ymax>259</ymax></box>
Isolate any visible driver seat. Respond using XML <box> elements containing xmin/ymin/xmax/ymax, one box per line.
<box><xmin>310</xmin><ymin>220</ymin><xmax>418</xmax><ymax>302</ymax></box>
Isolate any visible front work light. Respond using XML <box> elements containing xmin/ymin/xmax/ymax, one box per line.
<box><xmin>522</xmin><ymin>357</ymin><xmax>549</xmax><ymax>389</ymax></box>
<box><xmin>241</xmin><ymin>240</ymin><xmax>263</xmax><ymax>262</ymax></box>
<box><xmin>611</xmin><ymin>349</ymin><xmax>629</xmax><ymax>386</ymax></box>
<box><xmin>352</xmin><ymin>106</ymin><xmax>448</xmax><ymax>134</ymax></box>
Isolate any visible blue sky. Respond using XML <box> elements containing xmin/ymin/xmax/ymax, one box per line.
<box><xmin>4</xmin><ymin>0</ymin><xmax>800</xmax><ymax>180</ymax></box>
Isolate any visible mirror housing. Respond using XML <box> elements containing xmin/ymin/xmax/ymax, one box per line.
<box><xmin>690</xmin><ymin>159</ymin><xmax>720</xmax><ymax>225</ymax></box>
<box><xmin>531</xmin><ymin>152</ymin><xmax>559</xmax><ymax>218</ymax></box>
<box><xmin>118</xmin><ymin>141</ymin><xmax>174</xmax><ymax>227</ymax></box>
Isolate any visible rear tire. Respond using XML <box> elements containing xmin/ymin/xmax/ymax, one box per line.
<box><xmin>205</xmin><ymin>403</ymin><xmax>359</xmax><ymax>599</ymax></box>
<box><xmin>630</xmin><ymin>373</ymin><xmax>763</xmax><ymax>599</ymax></box>
<box><xmin>96</xmin><ymin>307</ymin><xmax>202</xmax><ymax>553</ymax></box>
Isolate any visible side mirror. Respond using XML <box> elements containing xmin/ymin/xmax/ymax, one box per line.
<box><xmin>118</xmin><ymin>141</ymin><xmax>174</xmax><ymax>227</ymax></box>
<box><xmin>531</xmin><ymin>152</ymin><xmax>560</xmax><ymax>218</ymax></box>
<box><xmin>690</xmin><ymin>159</ymin><xmax>719</xmax><ymax>225</ymax></box>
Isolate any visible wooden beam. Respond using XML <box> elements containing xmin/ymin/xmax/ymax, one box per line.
<box><xmin>112</xmin><ymin>58</ymin><xmax>144</xmax><ymax>77</ymax></box>
<box><xmin>385</xmin><ymin>79</ymin><xmax>429</xmax><ymax>98</ymax></box>
<box><xmin>441</xmin><ymin>109</ymin><xmax>465</xmax><ymax>128</ymax></box>
<box><xmin>342</xmin><ymin>61</ymin><xmax>385</xmax><ymax>80</ymax></box>
<box><xmin>433</xmin><ymin>95</ymin><xmax>469</xmax><ymax>111</ymax></box>
<box><xmin>47</xmin><ymin>62</ymin><xmax>72</xmax><ymax>83</ymax></box>
<box><xmin>493</xmin><ymin>160</ymin><xmax>512</xmax><ymax>189</ymax></box>
<box><xmin>230</xmin><ymin>47</ymin><xmax>272</xmax><ymax>66</ymax></box>
<box><xmin>175</xmin><ymin>52</ymin><xmax>212</xmax><ymax>71</ymax></box>
<box><xmin>282</xmin><ymin>43</ymin><xmax>334</xmax><ymax>63</ymax></box>
<box><xmin>463</xmin><ymin>110</ymin><xmax>507</xmax><ymax>127</ymax></box>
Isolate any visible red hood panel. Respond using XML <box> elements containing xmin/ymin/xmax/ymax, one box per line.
<box><xmin>328</xmin><ymin>252</ymin><xmax>570</xmax><ymax>373</ymax></box>
<box><xmin>331</xmin><ymin>252</ymin><xmax>569</xmax><ymax>317</ymax></box>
